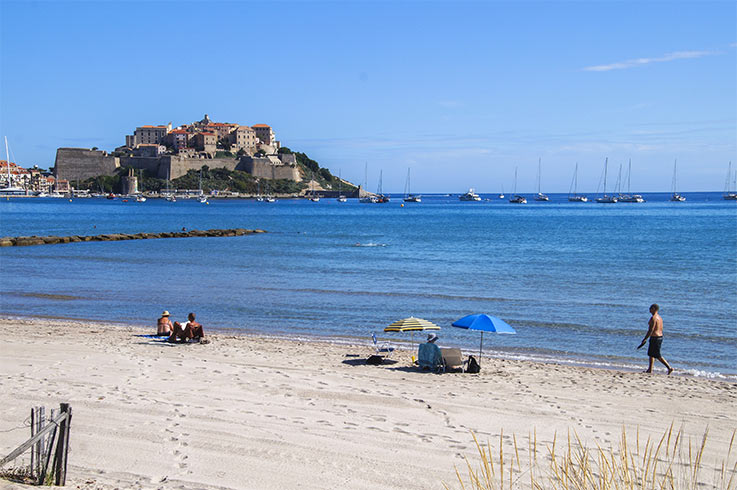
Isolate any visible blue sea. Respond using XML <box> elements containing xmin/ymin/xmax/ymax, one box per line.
<box><xmin>1</xmin><ymin>192</ymin><xmax>735</xmax><ymax>379</ymax></box>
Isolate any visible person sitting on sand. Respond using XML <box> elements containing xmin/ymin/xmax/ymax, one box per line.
<box><xmin>168</xmin><ymin>312</ymin><xmax>208</xmax><ymax>343</ymax></box>
<box><xmin>637</xmin><ymin>303</ymin><xmax>673</xmax><ymax>375</ymax></box>
<box><xmin>417</xmin><ymin>333</ymin><xmax>442</xmax><ymax>370</ymax></box>
<box><xmin>157</xmin><ymin>310</ymin><xmax>173</xmax><ymax>336</ymax></box>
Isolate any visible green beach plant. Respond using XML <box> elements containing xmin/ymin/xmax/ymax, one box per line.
<box><xmin>446</xmin><ymin>425</ymin><xmax>736</xmax><ymax>490</ymax></box>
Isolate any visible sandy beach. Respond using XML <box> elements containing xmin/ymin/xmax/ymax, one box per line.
<box><xmin>0</xmin><ymin>317</ymin><xmax>735</xmax><ymax>489</ymax></box>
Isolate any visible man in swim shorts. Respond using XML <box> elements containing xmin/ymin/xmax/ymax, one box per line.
<box><xmin>637</xmin><ymin>303</ymin><xmax>674</xmax><ymax>375</ymax></box>
<box><xmin>168</xmin><ymin>312</ymin><xmax>207</xmax><ymax>343</ymax></box>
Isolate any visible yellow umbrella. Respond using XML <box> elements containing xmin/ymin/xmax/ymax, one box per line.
<box><xmin>385</xmin><ymin>317</ymin><xmax>441</xmax><ymax>332</ymax></box>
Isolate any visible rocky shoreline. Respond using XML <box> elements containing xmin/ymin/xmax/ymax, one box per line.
<box><xmin>0</xmin><ymin>228</ymin><xmax>266</xmax><ymax>247</ymax></box>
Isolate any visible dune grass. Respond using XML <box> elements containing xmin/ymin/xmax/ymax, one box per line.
<box><xmin>447</xmin><ymin>425</ymin><xmax>736</xmax><ymax>490</ymax></box>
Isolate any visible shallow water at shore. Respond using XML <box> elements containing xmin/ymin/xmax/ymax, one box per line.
<box><xmin>1</xmin><ymin>193</ymin><xmax>735</xmax><ymax>378</ymax></box>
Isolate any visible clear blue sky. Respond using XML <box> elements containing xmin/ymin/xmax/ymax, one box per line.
<box><xmin>1</xmin><ymin>1</ymin><xmax>735</xmax><ymax>192</ymax></box>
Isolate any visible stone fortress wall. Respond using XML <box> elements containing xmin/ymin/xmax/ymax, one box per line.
<box><xmin>55</xmin><ymin>150</ymin><xmax>301</xmax><ymax>182</ymax></box>
<box><xmin>54</xmin><ymin>149</ymin><xmax>121</xmax><ymax>181</ymax></box>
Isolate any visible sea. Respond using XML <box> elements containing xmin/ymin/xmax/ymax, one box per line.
<box><xmin>1</xmin><ymin>192</ymin><xmax>735</xmax><ymax>380</ymax></box>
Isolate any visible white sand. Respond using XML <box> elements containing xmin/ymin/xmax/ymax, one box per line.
<box><xmin>0</xmin><ymin>317</ymin><xmax>735</xmax><ymax>489</ymax></box>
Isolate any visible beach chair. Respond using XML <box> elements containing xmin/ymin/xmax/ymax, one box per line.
<box><xmin>440</xmin><ymin>348</ymin><xmax>466</xmax><ymax>373</ymax></box>
<box><xmin>371</xmin><ymin>332</ymin><xmax>395</xmax><ymax>359</ymax></box>
<box><xmin>418</xmin><ymin>342</ymin><xmax>442</xmax><ymax>371</ymax></box>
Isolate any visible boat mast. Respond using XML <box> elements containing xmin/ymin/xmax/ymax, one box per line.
<box><xmin>603</xmin><ymin>157</ymin><xmax>608</xmax><ymax>197</ymax></box>
<box><xmin>537</xmin><ymin>158</ymin><xmax>541</xmax><ymax>194</ymax></box>
<box><xmin>4</xmin><ymin>136</ymin><xmax>11</xmax><ymax>188</ymax></box>
<box><xmin>514</xmin><ymin>167</ymin><xmax>518</xmax><ymax>194</ymax></box>
<box><xmin>672</xmin><ymin>159</ymin><xmax>677</xmax><ymax>195</ymax></box>
<box><xmin>627</xmin><ymin>158</ymin><xmax>632</xmax><ymax>194</ymax></box>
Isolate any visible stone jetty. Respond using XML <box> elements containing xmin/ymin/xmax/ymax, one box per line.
<box><xmin>0</xmin><ymin>228</ymin><xmax>266</xmax><ymax>247</ymax></box>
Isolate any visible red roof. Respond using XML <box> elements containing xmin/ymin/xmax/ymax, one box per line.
<box><xmin>252</xmin><ymin>124</ymin><xmax>271</xmax><ymax>128</ymax></box>
<box><xmin>139</xmin><ymin>125</ymin><xmax>167</xmax><ymax>128</ymax></box>
<box><xmin>171</xmin><ymin>130</ymin><xmax>188</xmax><ymax>135</ymax></box>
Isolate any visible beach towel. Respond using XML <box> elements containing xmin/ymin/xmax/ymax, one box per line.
<box><xmin>418</xmin><ymin>343</ymin><xmax>442</xmax><ymax>370</ymax></box>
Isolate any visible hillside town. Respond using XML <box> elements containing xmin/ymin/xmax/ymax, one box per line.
<box><xmin>122</xmin><ymin>114</ymin><xmax>280</xmax><ymax>159</ymax></box>
<box><xmin>2</xmin><ymin>115</ymin><xmax>360</xmax><ymax>198</ymax></box>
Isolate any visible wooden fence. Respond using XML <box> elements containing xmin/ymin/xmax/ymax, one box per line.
<box><xmin>0</xmin><ymin>403</ymin><xmax>72</xmax><ymax>485</ymax></box>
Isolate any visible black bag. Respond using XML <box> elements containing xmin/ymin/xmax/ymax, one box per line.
<box><xmin>366</xmin><ymin>355</ymin><xmax>384</xmax><ymax>365</ymax></box>
<box><xmin>466</xmin><ymin>355</ymin><xmax>480</xmax><ymax>373</ymax></box>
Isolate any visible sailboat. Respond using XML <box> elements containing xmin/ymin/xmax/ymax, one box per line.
<box><xmin>198</xmin><ymin>170</ymin><xmax>208</xmax><ymax>203</ymax></box>
<box><xmin>509</xmin><ymin>167</ymin><xmax>526</xmax><ymax>203</ymax></box>
<box><xmin>255</xmin><ymin>179</ymin><xmax>264</xmax><ymax>201</ymax></box>
<box><xmin>359</xmin><ymin>162</ymin><xmax>377</xmax><ymax>203</ymax></box>
<box><xmin>723</xmin><ymin>162</ymin><xmax>737</xmax><ymax>200</ymax></box>
<box><xmin>265</xmin><ymin>166</ymin><xmax>277</xmax><ymax>202</ymax></box>
<box><xmin>403</xmin><ymin>168</ymin><xmax>421</xmax><ymax>202</ymax></box>
<box><xmin>670</xmin><ymin>159</ymin><xmax>686</xmax><ymax>201</ymax></box>
<box><xmin>336</xmin><ymin>170</ymin><xmax>347</xmax><ymax>202</ymax></box>
<box><xmin>595</xmin><ymin>158</ymin><xmax>617</xmax><ymax>203</ymax></box>
<box><xmin>309</xmin><ymin>172</ymin><xmax>320</xmax><ymax>202</ymax></box>
<box><xmin>0</xmin><ymin>137</ymin><xmax>27</xmax><ymax>196</ymax></box>
<box><xmin>568</xmin><ymin>163</ymin><xmax>588</xmax><ymax>202</ymax></box>
<box><xmin>618</xmin><ymin>159</ymin><xmax>645</xmax><ymax>202</ymax></box>
<box><xmin>376</xmin><ymin>170</ymin><xmax>390</xmax><ymax>203</ymax></box>
<box><xmin>534</xmin><ymin>158</ymin><xmax>549</xmax><ymax>201</ymax></box>
<box><xmin>164</xmin><ymin>168</ymin><xmax>176</xmax><ymax>202</ymax></box>
<box><xmin>498</xmin><ymin>185</ymin><xmax>504</xmax><ymax>199</ymax></box>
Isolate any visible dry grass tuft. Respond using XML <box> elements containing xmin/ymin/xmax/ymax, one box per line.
<box><xmin>446</xmin><ymin>425</ymin><xmax>737</xmax><ymax>490</ymax></box>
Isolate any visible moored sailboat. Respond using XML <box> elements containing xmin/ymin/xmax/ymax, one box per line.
<box><xmin>509</xmin><ymin>167</ymin><xmax>526</xmax><ymax>203</ymax></box>
<box><xmin>618</xmin><ymin>159</ymin><xmax>645</xmax><ymax>203</ymax></box>
<box><xmin>723</xmin><ymin>162</ymin><xmax>737</xmax><ymax>200</ymax></box>
<box><xmin>568</xmin><ymin>163</ymin><xmax>588</xmax><ymax>202</ymax></box>
<box><xmin>670</xmin><ymin>159</ymin><xmax>686</xmax><ymax>202</ymax></box>
<box><xmin>0</xmin><ymin>137</ymin><xmax>27</xmax><ymax>196</ymax></box>
<box><xmin>534</xmin><ymin>158</ymin><xmax>549</xmax><ymax>201</ymax></box>
<box><xmin>403</xmin><ymin>168</ymin><xmax>421</xmax><ymax>202</ymax></box>
<box><xmin>595</xmin><ymin>157</ymin><xmax>617</xmax><ymax>203</ymax></box>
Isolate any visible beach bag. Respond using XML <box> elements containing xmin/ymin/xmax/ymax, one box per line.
<box><xmin>466</xmin><ymin>356</ymin><xmax>480</xmax><ymax>374</ymax></box>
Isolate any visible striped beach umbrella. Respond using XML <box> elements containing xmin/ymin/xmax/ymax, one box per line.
<box><xmin>384</xmin><ymin>317</ymin><xmax>441</xmax><ymax>332</ymax></box>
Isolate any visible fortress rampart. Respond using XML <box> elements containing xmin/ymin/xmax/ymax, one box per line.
<box><xmin>54</xmin><ymin>148</ymin><xmax>120</xmax><ymax>181</ymax></box>
<box><xmin>54</xmin><ymin>150</ymin><xmax>301</xmax><ymax>182</ymax></box>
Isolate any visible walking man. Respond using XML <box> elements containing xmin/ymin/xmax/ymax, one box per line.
<box><xmin>637</xmin><ymin>304</ymin><xmax>674</xmax><ymax>375</ymax></box>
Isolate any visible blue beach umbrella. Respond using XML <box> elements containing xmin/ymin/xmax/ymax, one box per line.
<box><xmin>451</xmin><ymin>314</ymin><xmax>516</xmax><ymax>366</ymax></box>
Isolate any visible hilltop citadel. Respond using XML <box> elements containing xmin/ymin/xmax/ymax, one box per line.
<box><xmin>55</xmin><ymin>114</ymin><xmax>304</xmax><ymax>184</ymax></box>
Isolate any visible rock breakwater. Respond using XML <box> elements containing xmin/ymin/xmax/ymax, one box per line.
<box><xmin>0</xmin><ymin>228</ymin><xmax>266</xmax><ymax>247</ymax></box>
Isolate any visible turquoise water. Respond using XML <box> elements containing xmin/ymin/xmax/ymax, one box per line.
<box><xmin>1</xmin><ymin>193</ymin><xmax>735</xmax><ymax>379</ymax></box>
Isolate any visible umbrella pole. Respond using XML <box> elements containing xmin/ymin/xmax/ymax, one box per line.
<box><xmin>479</xmin><ymin>331</ymin><xmax>484</xmax><ymax>367</ymax></box>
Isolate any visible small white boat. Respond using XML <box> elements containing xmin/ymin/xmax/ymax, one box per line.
<box><xmin>199</xmin><ymin>196</ymin><xmax>208</xmax><ymax>203</ymax></box>
<box><xmin>136</xmin><ymin>195</ymin><xmax>147</xmax><ymax>202</ymax></box>
<box><xmin>265</xmin><ymin>196</ymin><xmax>276</xmax><ymax>203</ymax></box>
<box><xmin>459</xmin><ymin>188</ymin><xmax>481</xmax><ymax>201</ymax></box>
<box><xmin>337</xmin><ymin>195</ymin><xmax>348</xmax><ymax>202</ymax></box>
<box><xmin>309</xmin><ymin>196</ymin><xmax>320</xmax><ymax>202</ymax></box>
<box><xmin>359</xmin><ymin>195</ymin><xmax>378</xmax><ymax>203</ymax></box>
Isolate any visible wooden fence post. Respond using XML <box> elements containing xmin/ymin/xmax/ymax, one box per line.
<box><xmin>53</xmin><ymin>403</ymin><xmax>71</xmax><ymax>485</ymax></box>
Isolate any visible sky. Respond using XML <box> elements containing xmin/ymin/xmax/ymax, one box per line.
<box><xmin>1</xmin><ymin>0</ymin><xmax>735</xmax><ymax>193</ymax></box>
